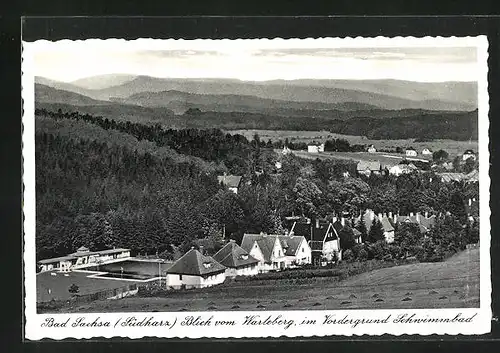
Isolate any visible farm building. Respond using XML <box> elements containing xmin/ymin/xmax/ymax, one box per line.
<box><xmin>388</xmin><ymin>163</ymin><xmax>418</xmax><ymax>176</ymax></box>
<box><xmin>356</xmin><ymin>161</ymin><xmax>382</xmax><ymax>177</ymax></box>
<box><xmin>307</xmin><ymin>142</ymin><xmax>325</xmax><ymax>153</ymax></box>
<box><xmin>405</xmin><ymin>148</ymin><xmax>418</xmax><ymax>157</ymax></box>
<box><xmin>367</xmin><ymin>145</ymin><xmax>377</xmax><ymax>153</ymax></box>
<box><xmin>165</xmin><ymin>248</ymin><xmax>226</xmax><ymax>289</ymax></box>
<box><xmin>422</xmin><ymin>148</ymin><xmax>433</xmax><ymax>156</ymax></box>
<box><xmin>38</xmin><ymin>246</ymin><xmax>131</xmax><ymax>273</ymax></box>
<box><xmin>437</xmin><ymin>172</ymin><xmax>466</xmax><ymax>183</ymax></box>
<box><xmin>462</xmin><ymin>149</ymin><xmax>477</xmax><ymax>161</ymax></box>
<box><xmin>217</xmin><ymin>174</ymin><xmax>242</xmax><ymax>194</ymax></box>
<box><xmin>213</xmin><ymin>240</ymin><xmax>259</xmax><ymax>278</ymax></box>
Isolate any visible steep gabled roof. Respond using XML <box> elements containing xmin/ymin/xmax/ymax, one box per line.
<box><xmin>167</xmin><ymin>249</ymin><xmax>226</xmax><ymax>276</ymax></box>
<box><xmin>380</xmin><ymin>216</ymin><xmax>394</xmax><ymax>232</ymax></box>
<box><xmin>217</xmin><ymin>175</ymin><xmax>242</xmax><ymax>188</ymax></box>
<box><xmin>278</xmin><ymin>235</ymin><xmax>306</xmax><ymax>256</ymax></box>
<box><xmin>213</xmin><ymin>242</ymin><xmax>258</xmax><ymax>268</ymax></box>
<box><xmin>241</xmin><ymin>234</ymin><xmax>280</xmax><ymax>263</ymax></box>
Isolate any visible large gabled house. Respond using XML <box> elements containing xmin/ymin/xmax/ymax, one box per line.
<box><xmin>165</xmin><ymin>248</ymin><xmax>226</xmax><ymax>289</ymax></box>
<box><xmin>213</xmin><ymin>240</ymin><xmax>259</xmax><ymax>278</ymax></box>
<box><xmin>395</xmin><ymin>212</ymin><xmax>436</xmax><ymax>234</ymax></box>
<box><xmin>240</xmin><ymin>233</ymin><xmax>311</xmax><ymax>272</ymax></box>
<box><xmin>241</xmin><ymin>234</ymin><xmax>287</xmax><ymax>273</ymax></box>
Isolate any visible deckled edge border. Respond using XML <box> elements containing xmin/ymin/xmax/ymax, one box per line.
<box><xmin>21</xmin><ymin>36</ymin><xmax>492</xmax><ymax>340</ymax></box>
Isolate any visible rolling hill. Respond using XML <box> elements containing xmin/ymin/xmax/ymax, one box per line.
<box><xmin>113</xmin><ymin>89</ymin><xmax>380</xmax><ymax>115</ymax></box>
<box><xmin>36</xmin><ymin>75</ymin><xmax>477</xmax><ymax>111</ymax></box>
<box><xmin>35</xmin><ymin>84</ymin><xmax>111</xmax><ymax>106</ymax></box>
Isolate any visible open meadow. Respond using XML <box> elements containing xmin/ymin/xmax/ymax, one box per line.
<box><xmin>52</xmin><ymin>248</ymin><xmax>479</xmax><ymax>313</ymax></box>
<box><xmin>227</xmin><ymin>129</ymin><xmax>478</xmax><ymax>158</ymax></box>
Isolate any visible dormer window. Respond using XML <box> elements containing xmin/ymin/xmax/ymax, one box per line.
<box><xmin>203</xmin><ymin>262</ymin><xmax>213</xmax><ymax>269</ymax></box>
<box><xmin>240</xmin><ymin>254</ymin><xmax>249</xmax><ymax>260</ymax></box>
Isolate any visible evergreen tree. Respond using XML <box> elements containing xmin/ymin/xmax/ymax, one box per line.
<box><xmin>367</xmin><ymin>218</ymin><xmax>385</xmax><ymax>243</ymax></box>
<box><xmin>356</xmin><ymin>218</ymin><xmax>368</xmax><ymax>243</ymax></box>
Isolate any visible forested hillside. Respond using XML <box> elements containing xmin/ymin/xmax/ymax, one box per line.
<box><xmin>35</xmin><ymin>105</ymin><xmax>478</xmax><ymax>141</ymax></box>
<box><xmin>35</xmin><ymin>108</ymin><xmax>478</xmax><ymax>263</ymax></box>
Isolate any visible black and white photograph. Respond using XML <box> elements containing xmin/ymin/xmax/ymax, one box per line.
<box><xmin>22</xmin><ymin>35</ymin><xmax>491</xmax><ymax>339</ymax></box>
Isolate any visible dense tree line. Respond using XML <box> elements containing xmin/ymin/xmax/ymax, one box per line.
<box><xmin>37</xmin><ymin>104</ymin><xmax>478</xmax><ymax>142</ymax></box>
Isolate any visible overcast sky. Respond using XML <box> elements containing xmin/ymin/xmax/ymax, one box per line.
<box><xmin>29</xmin><ymin>39</ymin><xmax>480</xmax><ymax>83</ymax></box>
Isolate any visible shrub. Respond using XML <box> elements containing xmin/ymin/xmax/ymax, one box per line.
<box><xmin>343</xmin><ymin>249</ymin><xmax>354</xmax><ymax>263</ymax></box>
<box><xmin>358</xmin><ymin>248</ymin><xmax>369</xmax><ymax>261</ymax></box>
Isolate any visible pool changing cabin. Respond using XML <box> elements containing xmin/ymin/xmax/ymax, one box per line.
<box><xmin>37</xmin><ymin>246</ymin><xmax>131</xmax><ymax>272</ymax></box>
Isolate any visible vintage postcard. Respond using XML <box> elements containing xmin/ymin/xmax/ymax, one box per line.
<box><xmin>23</xmin><ymin>36</ymin><xmax>491</xmax><ymax>339</ymax></box>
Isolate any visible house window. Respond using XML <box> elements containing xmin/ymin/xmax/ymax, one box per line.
<box><xmin>179</xmin><ymin>275</ymin><xmax>183</xmax><ymax>280</ymax></box>
<box><xmin>302</xmin><ymin>248</ymin><xmax>304</xmax><ymax>252</ymax></box>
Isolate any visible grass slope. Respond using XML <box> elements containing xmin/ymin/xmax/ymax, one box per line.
<box><xmin>56</xmin><ymin>248</ymin><xmax>479</xmax><ymax>313</ymax></box>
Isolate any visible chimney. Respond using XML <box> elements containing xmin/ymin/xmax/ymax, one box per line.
<box><xmin>410</xmin><ymin>212</ymin><xmax>414</xmax><ymax>217</ymax></box>
<box><xmin>315</xmin><ymin>219</ymin><xmax>320</xmax><ymax>229</ymax></box>
<box><xmin>388</xmin><ymin>211</ymin><xmax>393</xmax><ymax>219</ymax></box>
<box><xmin>229</xmin><ymin>239</ymin><xmax>235</xmax><ymax>243</ymax></box>
<box><xmin>199</xmin><ymin>246</ymin><xmax>204</xmax><ymax>255</ymax></box>
<box><xmin>425</xmin><ymin>211</ymin><xmax>429</xmax><ymax>218</ymax></box>
<box><xmin>468</xmin><ymin>198</ymin><xmax>472</xmax><ymax>207</ymax></box>
<box><xmin>341</xmin><ymin>217</ymin><xmax>345</xmax><ymax>227</ymax></box>
<box><xmin>393</xmin><ymin>213</ymin><xmax>397</xmax><ymax>224</ymax></box>
<box><xmin>416</xmin><ymin>212</ymin><xmax>421</xmax><ymax>223</ymax></box>
<box><xmin>378</xmin><ymin>213</ymin><xmax>383</xmax><ymax>221</ymax></box>
<box><xmin>332</xmin><ymin>215</ymin><xmax>338</xmax><ymax>223</ymax></box>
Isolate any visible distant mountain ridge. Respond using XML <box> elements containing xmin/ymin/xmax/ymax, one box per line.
<box><xmin>36</xmin><ymin>75</ymin><xmax>477</xmax><ymax>112</ymax></box>
<box><xmin>114</xmin><ymin>89</ymin><xmax>380</xmax><ymax>114</ymax></box>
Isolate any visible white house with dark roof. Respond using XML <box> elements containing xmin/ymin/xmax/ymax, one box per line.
<box><xmin>166</xmin><ymin>248</ymin><xmax>226</xmax><ymax>289</ymax></box>
<box><xmin>462</xmin><ymin>149</ymin><xmax>477</xmax><ymax>161</ymax></box>
<box><xmin>277</xmin><ymin>235</ymin><xmax>311</xmax><ymax>267</ymax></box>
<box><xmin>217</xmin><ymin>174</ymin><xmax>242</xmax><ymax>194</ymax></box>
<box><xmin>240</xmin><ymin>234</ymin><xmax>288</xmax><ymax>273</ymax></box>
<box><xmin>37</xmin><ymin>246</ymin><xmax>131</xmax><ymax>273</ymax></box>
<box><xmin>213</xmin><ymin>240</ymin><xmax>259</xmax><ymax>278</ymax></box>
<box><xmin>422</xmin><ymin>148</ymin><xmax>433</xmax><ymax>156</ymax></box>
<box><xmin>405</xmin><ymin>148</ymin><xmax>418</xmax><ymax>157</ymax></box>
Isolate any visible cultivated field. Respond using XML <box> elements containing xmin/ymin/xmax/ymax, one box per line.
<box><xmin>290</xmin><ymin>150</ymin><xmax>430</xmax><ymax>167</ymax></box>
<box><xmin>228</xmin><ymin>129</ymin><xmax>478</xmax><ymax>158</ymax></box>
<box><xmin>55</xmin><ymin>248</ymin><xmax>479</xmax><ymax>313</ymax></box>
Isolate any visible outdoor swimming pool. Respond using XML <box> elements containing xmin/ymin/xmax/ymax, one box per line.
<box><xmin>87</xmin><ymin>259</ymin><xmax>173</xmax><ymax>279</ymax></box>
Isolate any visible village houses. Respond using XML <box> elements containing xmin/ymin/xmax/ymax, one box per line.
<box><xmin>213</xmin><ymin>240</ymin><xmax>259</xmax><ymax>278</ymax></box>
<box><xmin>307</xmin><ymin>142</ymin><xmax>325</xmax><ymax>154</ymax></box>
<box><xmin>240</xmin><ymin>233</ymin><xmax>311</xmax><ymax>273</ymax></box>
<box><xmin>165</xmin><ymin>248</ymin><xmax>226</xmax><ymax>289</ymax></box>
<box><xmin>421</xmin><ymin>148</ymin><xmax>433</xmax><ymax>156</ymax></box>
<box><xmin>367</xmin><ymin>145</ymin><xmax>377</xmax><ymax>153</ymax></box>
<box><xmin>356</xmin><ymin>161</ymin><xmax>382</xmax><ymax>177</ymax></box>
<box><xmin>388</xmin><ymin>163</ymin><xmax>418</xmax><ymax>176</ymax></box>
<box><xmin>462</xmin><ymin>149</ymin><xmax>477</xmax><ymax>161</ymax></box>
<box><xmin>405</xmin><ymin>147</ymin><xmax>418</xmax><ymax>157</ymax></box>
<box><xmin>217</xmin><ymin>174</ymin><xmax>242</xmax><ymax>194</ymax></box>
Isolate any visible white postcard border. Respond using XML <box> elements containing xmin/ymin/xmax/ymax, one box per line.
<box><xmin>22</xmin><ymin>36</ymin><xmax>491</xmax><ymax>340</ymax></box>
